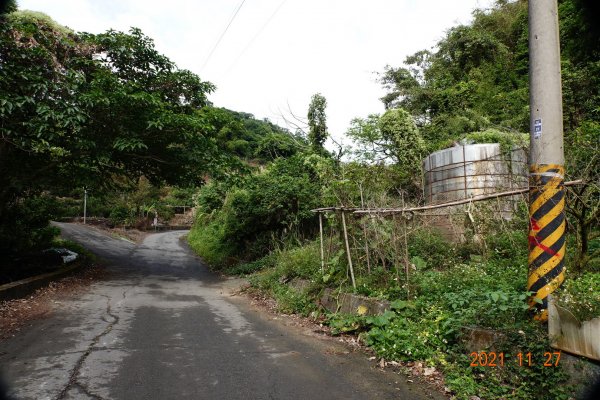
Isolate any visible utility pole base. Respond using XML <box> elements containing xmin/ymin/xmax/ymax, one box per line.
<box><xmin>527</xmin><ymin>164</ymin><xmax>566</xmax><ymax>321</ymax></box>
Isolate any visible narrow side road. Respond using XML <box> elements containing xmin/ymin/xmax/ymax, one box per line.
<box><xmin>0</xmin><ymin>223</ymin><xmax>443</xmax><ymax>400</ymax></box>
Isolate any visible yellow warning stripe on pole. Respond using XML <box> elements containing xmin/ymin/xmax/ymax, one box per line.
<box><xmin>528</xmin><ymin>164</ymin><xmax>566</xmax><ymax>321</ymax></box>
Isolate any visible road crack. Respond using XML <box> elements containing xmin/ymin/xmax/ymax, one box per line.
<box><xmin>55</xmin><ymin>292</ymin><xmax>124</xmax><ymax>400</ymax></box>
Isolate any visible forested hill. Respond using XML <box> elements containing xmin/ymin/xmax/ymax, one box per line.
<box><xmin>377</xmin><ymin>0</ymin><xmax>599</xmax><ymax>161</ymax></box>
<box><xmin>201</xmin><ymin>107</ymin><xmax>307</xmax><ymax>163</ymax></box>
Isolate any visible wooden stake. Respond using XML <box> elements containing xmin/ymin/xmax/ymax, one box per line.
<box><xmin>359</xmin><ymin>183</ymin><xmax>371</xmax><ymax>274</ymax></box>
<box><xmin>319</xmin><ymin>212</ymin><xmax>325</xmax><ymax>274</ymax></box>
<box><xmin>391</xmin><ymin>215</ymin><xmax>401</xmax><ymax>281</ymax></box>
<box><xmin>401</xmin><ymin>192</ymin><xmax>410</xmax><ymax>299</ymax></box>
<box><xmin>341</xmin><ymin>210</ymin><xmax>356</xmax><ymax>289</ymax></box>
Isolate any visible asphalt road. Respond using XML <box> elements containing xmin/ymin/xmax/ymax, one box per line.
<box><xmin>0</xmin><ymin>223</ymin><xmax>443</xmax><ymax>400</ymax></box>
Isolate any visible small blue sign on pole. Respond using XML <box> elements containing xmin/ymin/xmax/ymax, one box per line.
<box><xmin>534</xmin><ymin>118</ymin><xmax>542</xmax><ymax>139</ymax></box>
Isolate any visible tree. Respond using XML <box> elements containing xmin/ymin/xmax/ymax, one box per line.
<box><xmin>347</xmin><ymin>109</ymin><xmax>425</xmax><ymax>174</ymax></box>
<box><xmin>378</xmin><ymin>1</ymin><xmax>529</xmax><ymax>148</ymax></box>
<box><xmin>0</xmin><ymin>13</ymin><xmax>220</xmax><ymax>198</ymax></box>
<box><xmin>0</xmin><ymin>12</ymin><xmax>220</xmax><ymax>256</ymax></box>
<box><xmin>307</xmin><ymin>93</ymin><xmax>328</xmax><ymax>150</ymax></box>
<box><xmin>0</xmin><ymin>0</ymin><xmax>17</xmax><ymax>15</ymax></box>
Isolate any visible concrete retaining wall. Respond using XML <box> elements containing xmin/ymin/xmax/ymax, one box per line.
<box><xmin>0</xmin><ymin>263</ymin><xmax>82</xmax><ymax>301</ymax></box>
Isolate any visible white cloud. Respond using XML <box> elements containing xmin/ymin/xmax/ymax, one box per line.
<box><xmin>18</xmin><ymin>0</ymin><xmax>495</xmax><ymax>146</ymax></box>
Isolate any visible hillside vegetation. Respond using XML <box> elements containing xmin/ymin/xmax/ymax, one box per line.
<box><xmin>0</xmin><ymin>9</ymin><xmax>302</xmax><ymax>265</ymax></box>
<box><xmin>187</xmin><ymin>1</ymin><xmax>599</xmax><ymax>399</ymax></box>
<box><xmin>1</xmin><ymin>1</ymin><xmax>599</xmax><ymax>398</ymax></box>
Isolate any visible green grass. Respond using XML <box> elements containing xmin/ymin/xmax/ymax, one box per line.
<box><xmin>187</xmin><ymin>221</ymin><xmax>232</xmax><ymax>269</ymax></box>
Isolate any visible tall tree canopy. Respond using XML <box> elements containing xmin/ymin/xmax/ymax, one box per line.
<box><xmin>0</xmin><ymin>11</ymin><xmax>220</xmax><ymax>207</ymax></box>
<box><xmin>346</xmin><ymin>109</ymin><xmax>425</xmax><ymax>170</ymax></box>
<box><xmin>0</xmin><ymin>11</ymin><xmax>225</xmax><ymax>256</ymax></box>
<box><xmin>378</xmin><ymin>0</ymin><xmax>599</xmax><ymax>152</ymax></box>
<box><xmin>307</xmin><ymin>93</ymin><xmax>328</xmax><ymax>150</ymax></box>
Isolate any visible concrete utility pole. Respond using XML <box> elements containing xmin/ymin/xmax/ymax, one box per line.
<box><xmin>527</xmin><ymin>0</ymin><xmax>566</xmax><ymax>321</ymax></box>
<box><xmin>83</xmin><ymin>188</ymin><xmax>88</xmax><ymax>224</ymax></box>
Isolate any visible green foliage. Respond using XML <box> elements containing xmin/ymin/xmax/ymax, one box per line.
<box><xmin>195</xmin><ymin>181</ymin><xmax>227</xmax><ymax>214</ymax></box>
<box><xmin>378</xmin><ymin>108</ymin><xmax>425</xmax><ymax>169</ymax></box>
<box><xmin>247</xmin><ymin>243</ymin><xmax>322</xmax><ymax>315</ymax></box>
<box><xmin>0</xmin><ymin>17</ymin><xmax>218</xmax><ymax>200</ymax></box>
<box><xmin>364</xmin><ymin>305</ymin><xmax>449</xmax><ymax>363</ymax></box>
<box><xmin>0</xmin><ymin>13</ymin><xmax>228</xmax><ymax>256</ymax></box>
<box><xmin>346</xmin><ymin>110</ymin><xmax>425</xmax><ymax>176</ymax></box>
<box><xmin>225</xmin><ymin>253</ymin><xmax>278</xmax><ymax>275</ymax></box>
<box><xmin>379</xmin><ymin>1</ymin><xmax>530</xmax><ymax>148</ymax></box>
<box><xmin>187</xmin><ymin>220</ymin><xmax>231</xmax><ymax>267</ymax></box>
<box><xmin>564</xmin><ymin>121</ymin><xmax>600</xmax><ymax>273</ymax></box>
<box><xmin>345</xmin><ymin>114</ymin><xmax>382</xmax><ymax>162</ymax></box>
<box><xmin>319</xmin><ymin>161</ymin><xmax>406</xmax><ymax>208</ymax></box>
<box><xmin>556</xmin><ymin>272</ymin><xmax>600</xmax><ymax>321</ymax></box>
<box><xmin>408</xmin><ymin>227</ymin><xmax>458</xmax><ymax>269</ymax></box>
<box><xmin>200</xmin><ymin>107</ymin><xmax>305</xmax><ymax>162</ymax></box>
<box><xmin>188</xmin><ymin>155</ymin><xmax>324</xmax><ymax>267</ymax></box>
<box><xmin>487</xmin><ymin>228</ymin><xmax>528</xmax><ymax>261</ymax></box>
<box><xmin>0</xmin><ymin>195</ymin><xmax>61</xmax><ymax>258</ymax></box>
<box><xmin>0</xmin><ymin>0</ymin><xmax>17</xmax><ymax>15</ymax></box>
<box><xmin>307</xmin><ymin>93</ymin><xmax>328</xmax><ymax>150</ymax></box>
<box><xmin>6</xmin><ymin>10</ymin><xmax>73</xmax><ymax>35</ymax></box>
<box><xmin>464</xmin><ymin>128</ymin><xmax>528</xmax><ymax>153</ymax></box>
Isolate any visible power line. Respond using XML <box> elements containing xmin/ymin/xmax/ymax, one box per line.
<box><xmin>224</xmin><ymin>0</ymin><xmax>288</xmax><ymax>75</ymax></box>
<box><xmin>201</xmin><ymin>0</ymin><xmax>247</xmax><ymax>72</ymax></box>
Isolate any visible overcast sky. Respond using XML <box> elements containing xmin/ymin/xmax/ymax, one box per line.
<box><xmin>19</xmin><ymin>0</ymin><xmax>495</xmax><ymax>147</ymax></box>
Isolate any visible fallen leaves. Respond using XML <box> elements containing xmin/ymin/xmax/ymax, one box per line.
<box><xmin>0</xmin><ymin>265</ymin><xmax>105</xmax><ymax>339</ymax></box>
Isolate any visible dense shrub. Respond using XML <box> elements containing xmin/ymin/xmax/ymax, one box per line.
<box><xmin>189</xmin><ymin>154</ymin><xmax>324</xmax><ymax>268</ymax></box>
<box><xmin>0</xmin><ymin>195</ymin><xmax>61</xmax><ymax>258</ymax></box>
<box><xmin>408</xmin><ymin>227</ymin><xmax>459</xmax><ymax>269</ymax></box>
<box><xmin>556</xmin><ymin>272</ymin><xmax>600</xmax><ymax>321</ymax></box>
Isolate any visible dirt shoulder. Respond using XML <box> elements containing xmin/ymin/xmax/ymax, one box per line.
<box><xmin>0</xmin><ymin>264</ymin><xmax>106</xmax><ymax>340</ymax></box>
<box><xmin>232</xmin><ymin>285</ymin><xmax>450</xmax><ymax>399</ymax></box>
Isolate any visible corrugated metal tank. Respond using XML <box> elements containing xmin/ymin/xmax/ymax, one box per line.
<box><xmin>423</xmin><ymin>143</ymin><xmax>528</xmax><ymax>205</ymax></box>
<box><xmin>421</xmin><ymin>144</ymin><xmax>528</xmax><ymax>240</ymax></box>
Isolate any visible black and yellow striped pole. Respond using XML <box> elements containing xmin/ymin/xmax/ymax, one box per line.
<box><xmin>527</xmin><ymin>0</ymin><xmax>565</xmax><ymax>321</ymax></box>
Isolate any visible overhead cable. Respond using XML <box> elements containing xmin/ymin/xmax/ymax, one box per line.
<box><xmin>201</xmin><ymin>0</ymin><xmax>247</xmax><ymax>71</ymax></box>
<box><xmin>224</xmin><ymin>0</ymin><xmax>288</xmax><ymax>75</ymax></box>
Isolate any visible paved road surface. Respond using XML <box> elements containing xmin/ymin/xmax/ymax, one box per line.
<box><xmin>0</xmin><ymin>223</ymin><xmax>442</xmax><ymax>400</ymax></box>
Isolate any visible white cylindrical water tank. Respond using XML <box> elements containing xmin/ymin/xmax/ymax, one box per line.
<box><xmin>423</xmin><ymin>143</ymin><xmax>528</xmax><ymax>205</ymax></box>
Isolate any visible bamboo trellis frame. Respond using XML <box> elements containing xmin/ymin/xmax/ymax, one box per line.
<box><xmin>312</xmin><ymin>180</ymin><xmax>584</xmax><ymax>292</ymax></box>
<box><xmin>312</xmin><ymin>180</ymin><xmax>582</xmax><ymax>215</ymax></box>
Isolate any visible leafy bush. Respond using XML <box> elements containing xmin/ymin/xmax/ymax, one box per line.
<box><xmin>188</xmin><ymin>154</ymin><xmax>323</xmax><ymax>268</ymax></box>
<box><xmin>486</xmin><ymin>228</ymin><xmax>528</xmax><ymax>260</ymax></box>
<box><xmin>364</xmin><ymin>304</ymin><xmax>450</xmax><ymax>363</ymax></box>
<box><xmin>109</xmin><ymin>204</ymin><xmax>135</xmax><ymax>226</ymax></box>
<box><xmin>187</xmin><ymin>216</ymin><xmax>230</xmax><ymax>266</ymax></box>
<box><xmin>556</xmin><ymin>272</ymin><xmax>600</xmax><ymax>321</ymax></box>
<box><xmin>195</xmin><ymin>181</ymin><xmax>227</xmax><ymax>214</ymax></box>
<box><xmin>0</xmin><ymin>196</ymin><xmax>61</xmax><ymax>258</ymax></box>
<box><xmin>408</xmin><ymin>227</ymin><xmax>459</xmax><ymax>269</ymax></box>
<box><xmin>465</xmin><ymin>128</ymin><xmax>528</xmax><ymax>153</ymax></box>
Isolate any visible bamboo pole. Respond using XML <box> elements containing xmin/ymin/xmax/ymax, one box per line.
<box><xmin>391</xmin><ymin>215</ymin><xmax>401</xmax><ymax>282</ymax></box>
<box><xmin>401</xmin><ymin>193</ymin><xmax>410</xmax><ymax>299</ymax></box>
<box><xmin>341</xmin><ymin>210</ymin><xmax>356</xmax><ymax>289</ymax></box>
<box><xmin>311</xmin><ymin>181</ymin><xmax>582</xmax><ymax>215</ymax></box>
<box><xmin>347</xmin><ymin>180</ymin><xmax>582</xmax><ymax>215</ymax></box>
<box><xmin>359</xmin><ymin>183</ymin><xmax>371</xmax><ymax>274</ymax></box>
<box><xmin>319</xmin><ymin>212</ymin><xmax>325</xmax><ymax>274</ymax></box>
